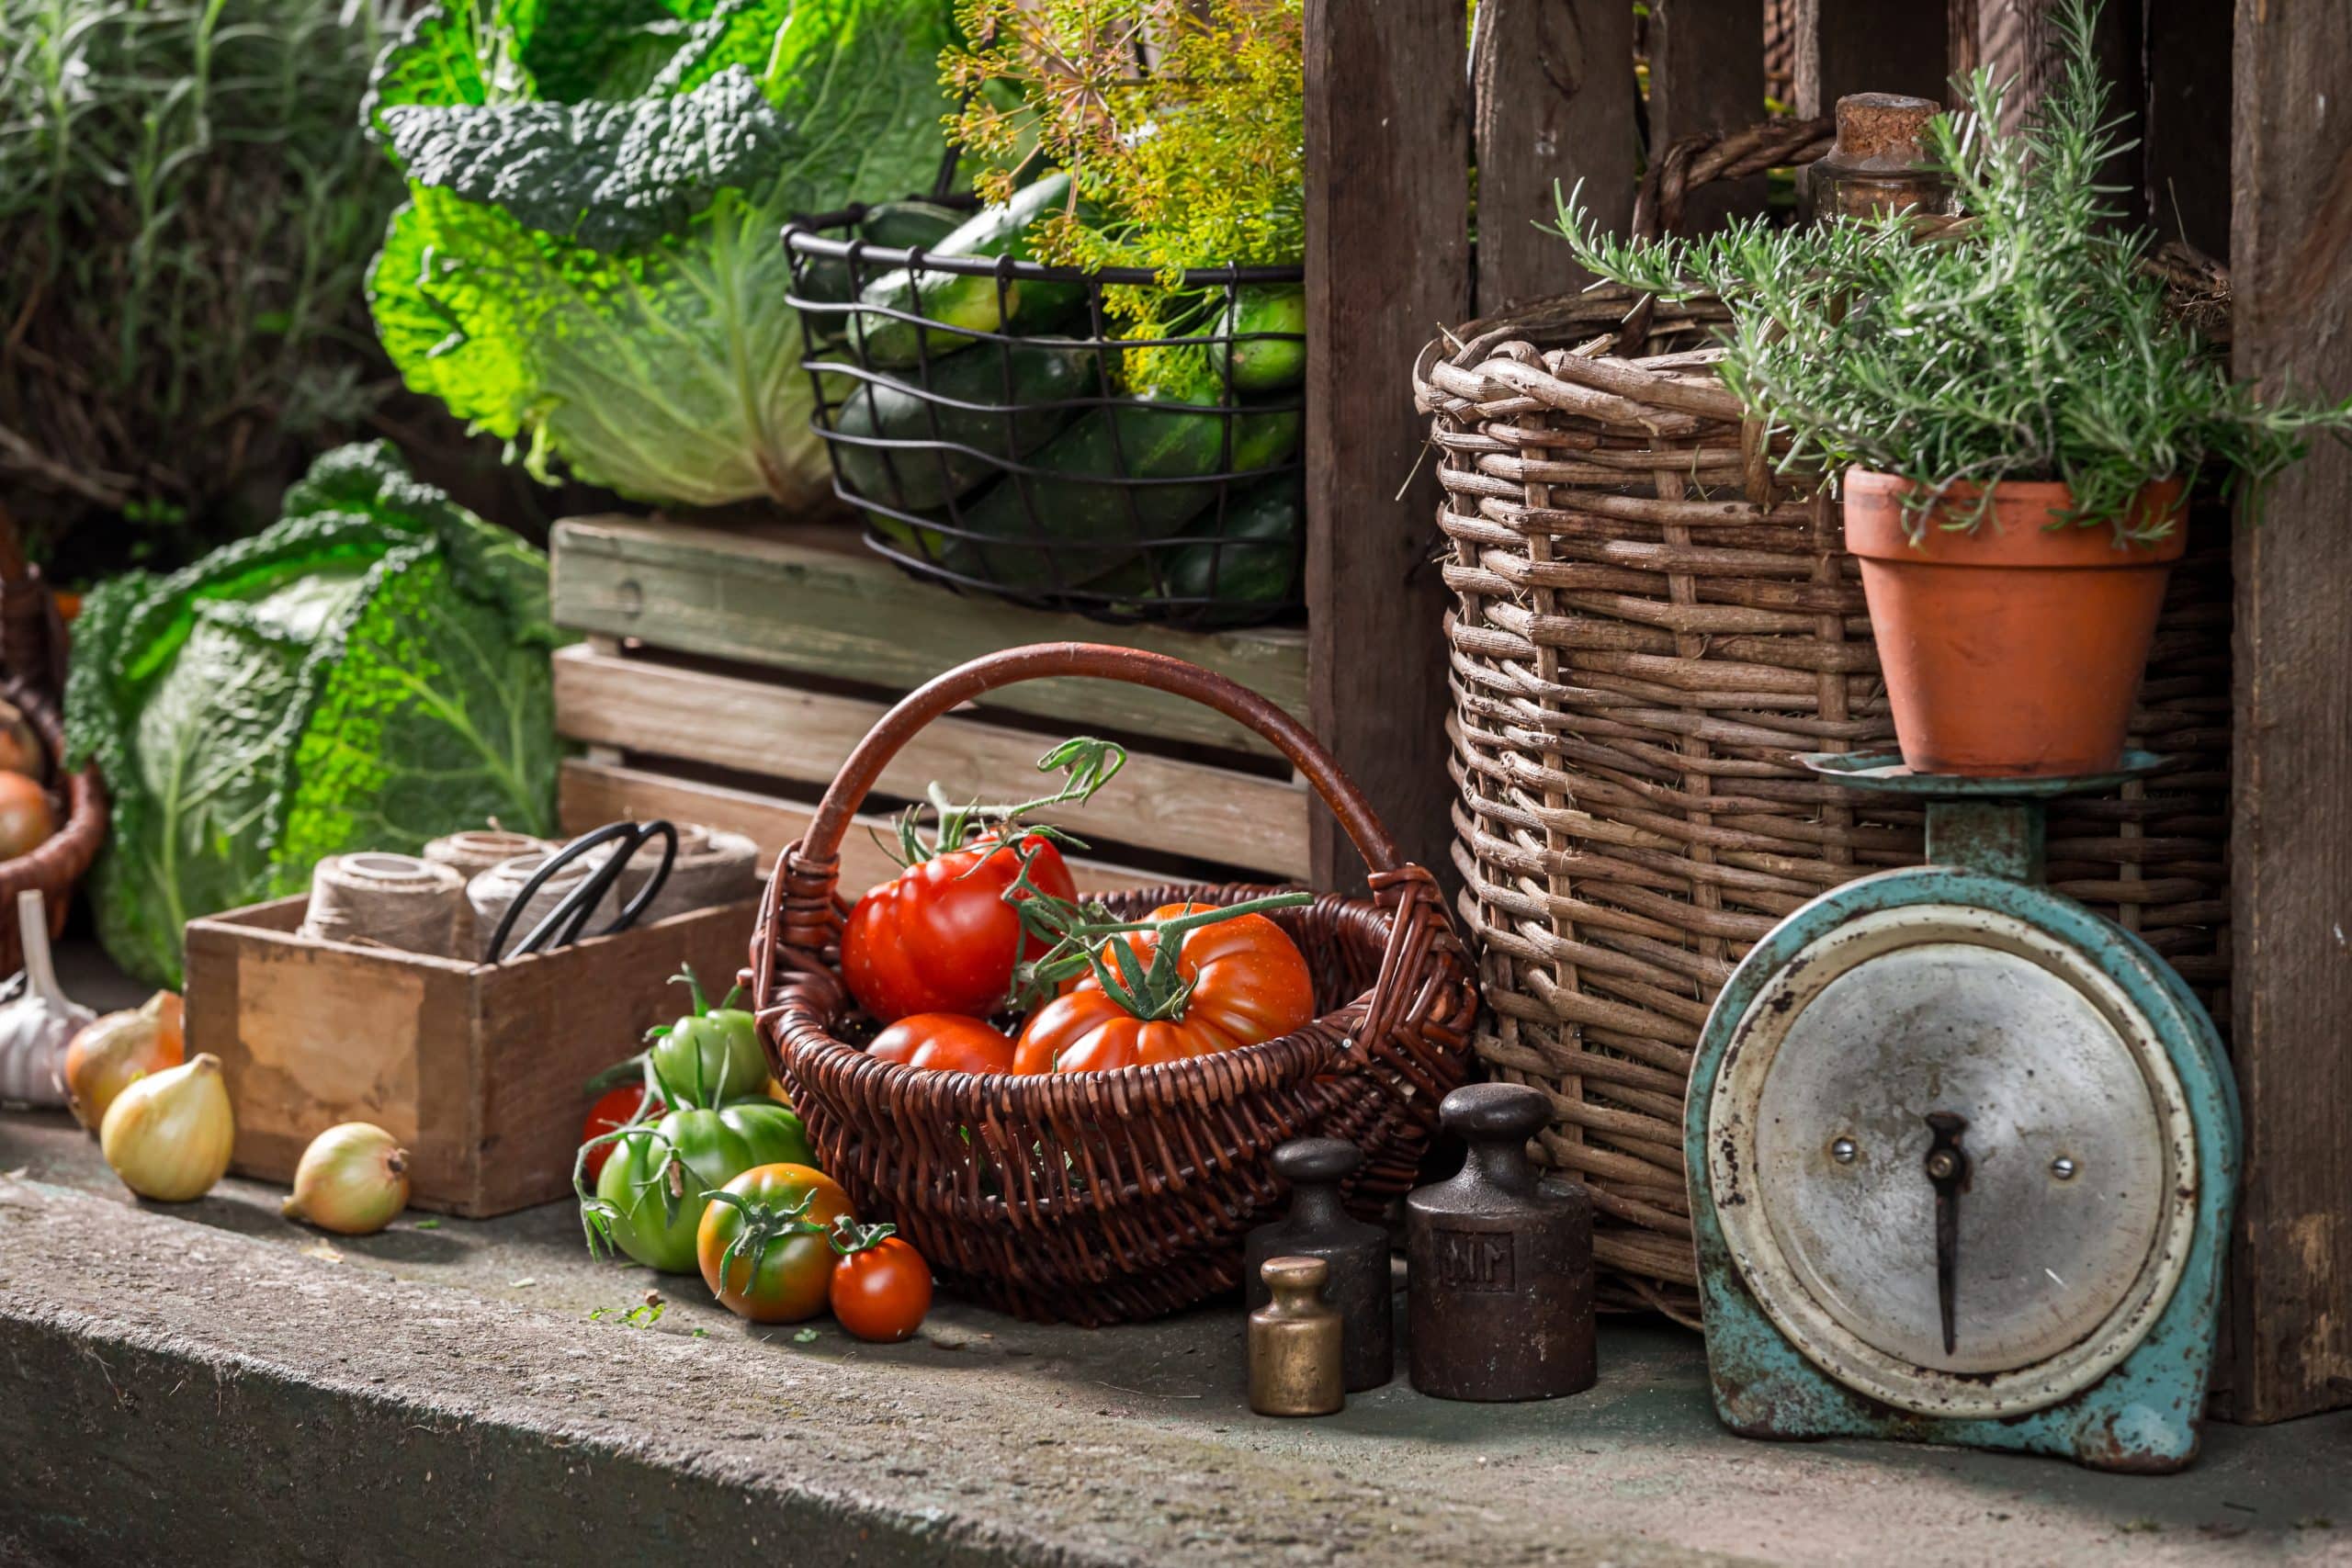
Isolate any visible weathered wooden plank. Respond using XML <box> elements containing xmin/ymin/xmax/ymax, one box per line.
<box><xmin>2225</xmin><ymin>0</ymin><xmax>2352</xmax><ymax>1426</ymax></box>
<box><xmin>1793</xmin><ymin>0</ymin><xmax>1950</xmax><ymax>116</ymax></box>
<box><xmin>2142</xmin><ymin>0</ymin><xmax>2231</xmax><ymax>262</ymax></box>
<box><xmin>552</xmin><ymin>644</ymin><xmax>1313</xmax><ymax>879</ymax></box>
<box><xmin>1474</xmin><ymin>0</ymin><xmax>1639</xmax><ymax>308</ymax></box>
<box><xmin>1304</xmin><ymin>0</ymin><xmax>1470</xmax><ymax>892</ymax></box>
<box><xmin>1970</xmin><ymin>0</ymin><xmax>2143</xmax><ymax>223</ymax></box>
<box><xmin>1648</xmin><ymin>0</ymin><xmax>1770</xmax><ymax>232</ymax></box>
<box><xmin>549</xmin><ymin>515</ymin><xmax>1308</xmax><ymax>759</ymax></box>
<box><xmin>558</xmin><ymin>760</ymin><xmax>1162</xmax><ymax>898</ymax></box>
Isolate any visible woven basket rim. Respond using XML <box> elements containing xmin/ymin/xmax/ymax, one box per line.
<box><xmin>770</xmin><ymin>883</ymin><xmax>1390</xmax><ymax>1112</ymax></box>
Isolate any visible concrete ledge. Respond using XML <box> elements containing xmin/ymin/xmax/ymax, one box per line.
<box><xmin>0</xmin><ymin>1175</ymin><xmax>1720</xmax><ymax>1568</ymax></box>
<box><xmin>6</xmin><ymin>1108</ymin><xmax>2350</xmax><ymax>1567</ymax></box>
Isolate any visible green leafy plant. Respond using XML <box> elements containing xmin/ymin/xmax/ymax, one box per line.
<box><xmin>0</xmin><ymin>0</ymin><xmax>403</xmax><ymax>564</ymax></box>
<box><xmin>64</xmin><ymin>443</ymin><xmax>560</xmax><ymax>987</ymax></box>
<box><xmin>944</xmin><ymin>0</ymin><xmax>1304</xmax><ymax>398</ymax></box>
<box><xmin>365</xmin><ymin>0</ymin><xmax>963</xmax><ymax>510</ymax></box>
<box><xmin>1553</xmin><ymin>0</ymin><xmax>2352</xmax><ymax>541</ymax></box>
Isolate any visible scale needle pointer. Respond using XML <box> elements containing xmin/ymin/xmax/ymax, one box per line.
<box><xmin>1923</xmin><ymin>1111</ymin><xmax>1972</xmax><ymax>1358</ymax></box>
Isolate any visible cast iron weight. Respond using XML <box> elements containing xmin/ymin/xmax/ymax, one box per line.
<box><xmin>1245</xmin><ymin>1138</ymin><xmax>1394</xmax><ymax>1391</ymax></box>
<box><xmin>1406</xmin><ymin>1083</ymin><xmax>1597</xmax><ymax>1403</ymax></box>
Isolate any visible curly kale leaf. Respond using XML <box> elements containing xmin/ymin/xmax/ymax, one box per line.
<box><xmin>363</xmin><ymin>0</ymin><xmax>960</xmax><ymax>507</ymax></box>
<box><xmin>378</xmin><ymin>69</ymin><xmax>792</xmax><ymax>252</ymax></box>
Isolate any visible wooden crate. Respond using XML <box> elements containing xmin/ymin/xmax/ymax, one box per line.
<box><xmin>549</xmin><ymin>515</ymin><xmax>1315</xmax><ymax>895</ymax></box>
<box><xmin>186</xmin><ymin>895</ymin><xmax>757</xmax><ymax>1218</ymax></box>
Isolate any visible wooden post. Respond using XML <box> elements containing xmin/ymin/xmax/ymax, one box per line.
<box><xmin>2226</xmin><ymin>0</ymin><xmax>2352</xmax><ymax>1426</ymax></box>
<box><xmin>1648</xmin><ymin>0</ymin><xmax>1768</xmax><ymax>231</ymax></box>
<box><xmin>1302</xmin><ymin>0</ymin><xmax>1471</xmax><ymax>892</ymax></box>
<box><xmin>2141</xmin><ymin>0</ymin><xmax>2232</xmax><ymax>260</ymax></box>
<box><xmin>1472</xmin><ymin>0</ymin><xmax>1638</xmax><ymax>307</ymax></box>
<box><xmin>1964</xmin><ymin>0</ymin><xmax>2143</xmax><ymax>223</ymax></box>
<box><xmin>1792</xmin><ymin>0</ymin><xmax>1951</xmax><ymax>115</ymax></box>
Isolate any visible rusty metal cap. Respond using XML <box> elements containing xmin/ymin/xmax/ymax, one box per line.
<box><xmin>1833</xmin><ymin>93</ymin><xmax>1943</xmax><ymax>168</ymax></box>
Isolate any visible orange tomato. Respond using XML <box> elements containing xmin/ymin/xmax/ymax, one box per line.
<box><xmin>0</xmin><ymin>771</ymin><xmax>51</xmax><ymax>857</ymax></box>
<box><xmin>1012</xmin><ymin>903</ymin><xmax>1316</xmax><ymax>1074</ymax></box>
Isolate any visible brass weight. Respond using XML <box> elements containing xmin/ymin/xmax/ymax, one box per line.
<box><xmin>1249</xmin><ymin>1256</ymin><xmax>1345</xmax><ymax>1416</ymax></box>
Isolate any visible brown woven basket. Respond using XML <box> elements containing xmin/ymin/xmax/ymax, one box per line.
<box><xmin>0</xmin><ymin>505</ymin><xmax>107</xmax><ymax>976</ymax></box>
<box><xmin>1414</xmin><ymin>124</ymin><xmax>2234</xmax><ymax>1326</ymax></box>
<box><xmin>750</xmin><ymin>642</ymin><xmax>1478</xmax><ymax>1325</ymax></box>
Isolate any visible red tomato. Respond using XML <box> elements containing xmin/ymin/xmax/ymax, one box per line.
<box><xmin>830</xmin><ymin>1235</ymin><xmax>933</xmax><ymax>1342</ymax></box>
<box><xmin>580</xmin><ymin>1084</ymin><xmax>662</xmax><ymax>1182</ymax></box>
<box><xmin>1012</xmin><ymin>903</ymin><xmax>1317</xmax><ymax>1074</ymax></box>
<box><xmin>867</xmin><ymin>1013</ymin><xmax>1017</xmax><ymax>1074</ymax></box>
<box><xmin>841</xmin><ymin>831</ymin><xmax>1076</xmax><ymax>1023</ymax></box>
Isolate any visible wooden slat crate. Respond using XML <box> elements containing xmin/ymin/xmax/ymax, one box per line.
<box><xmin>549</xmin><ymin>516</ymin><xmax>1314</xmax><ymax>895</ymax></box>
<box><xmin>187</xmin><ymin>895</ymin><xmax>757</xmax><ymax>1218</ymax></box>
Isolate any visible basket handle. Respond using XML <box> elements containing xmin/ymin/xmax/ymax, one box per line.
<box><xmin>786</xmin><ymin>642</ymin><xmax>1401</xmax><ymax>885</ymax></box>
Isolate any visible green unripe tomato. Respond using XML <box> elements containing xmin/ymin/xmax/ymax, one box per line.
<box><xmin>588</xmin><ymin>1101</ymin><xmax>814</xmax><ymax>1272</ymax></box>
<box><xmin>646</xmin><ymin>1006</ymin><xmax>768</xmax><ymax>1109</ymax></box>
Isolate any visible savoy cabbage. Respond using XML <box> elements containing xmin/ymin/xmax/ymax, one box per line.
<box><xmin>65</xmin><ymin>444</ymin><xmax>561</xmax><ymax>987</ymax></box>
<box><xmin>365</xmin><ymin>0</ymin><xmax>962</xmax><ymax>508</ymax></box>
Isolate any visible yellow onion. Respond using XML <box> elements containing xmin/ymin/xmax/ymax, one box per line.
<box><xmin>282</xmin><ymin>1122</ymin><xmax>410</xmax><ymax>1235</ymax></box>
<box><xmin>100</xmin><ymin>1052</ymin><xmax>234</xmax><ymax>1201</ymax></box>
<box><xmin>63</xmin><ymin>990</ymin><xmax>185</xmax><ymax>1132</ymax></box>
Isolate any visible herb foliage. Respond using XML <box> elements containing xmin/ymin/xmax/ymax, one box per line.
<box><xmin>1554</xmin><ymin>0</ymin><xmax>2351</xmax><ymax>541</ymax></box>
<box><xmin>944</xmin><ymin>0</ymin><xmax>1304</xmax><ymax>399</ymax></box>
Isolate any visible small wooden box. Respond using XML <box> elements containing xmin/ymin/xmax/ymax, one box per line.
<box><xmin>185</xmin><ymin>894</ymin><xmax>759</xmax><ymax>1217</ymax></box>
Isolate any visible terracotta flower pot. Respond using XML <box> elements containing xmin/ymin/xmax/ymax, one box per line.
<box><xmin>1843</xmin><ymin>468</ymin><xmax>2186</xmax><ymax>778</ymax></box>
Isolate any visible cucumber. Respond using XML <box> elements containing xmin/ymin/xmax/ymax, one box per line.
<box><xmin>795</xmin><ymin>201</ymin><xmax>966</xmax><ymax>308</ymax></box>
<box><xmin>1092</xmin><ymin>476</ymin><xmax>1303</xmax><ymax>619</ymax></box>
<box><xmin>949</xmin><ymin>400</ymin><xmax>1303</xmax><ymax>587</ymax></box>
<box><xmin>856</xmin><ymin>173</ymin><xmax>1091</xmax><ymax>367</ymax></box>
<box><xmin>1207</xmin><ymin>284</ymin><xmax>1307</xmax><ymax>394</ymax></box>
<box><xmin>831</xmin><ymin>338</ymin><xmax>1101</xmax><ymax>512</ymax></box>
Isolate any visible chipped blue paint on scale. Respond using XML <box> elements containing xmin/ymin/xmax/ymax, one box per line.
<box><xmin>1684</xmin><ymin>753</ymin><xmax>2242</xmax><ymax>1474</ymax></box>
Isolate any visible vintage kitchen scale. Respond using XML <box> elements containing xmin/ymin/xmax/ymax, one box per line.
<box><xmin>1685</xmin><ymin>750</ymin><xmax>2240</xmax><ymax>1472</ymax></box>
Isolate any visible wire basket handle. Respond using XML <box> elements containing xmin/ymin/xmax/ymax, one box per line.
<box><xmin>798</xmin><ymin>641</ymin><xmax>1397</xmax><ymax>879</ymax></box>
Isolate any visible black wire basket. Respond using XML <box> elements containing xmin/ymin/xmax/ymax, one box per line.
<box><xmin>783</xmin><ymin>201</ymin><xmax>1306</xmax><ymax>629</ymax></box>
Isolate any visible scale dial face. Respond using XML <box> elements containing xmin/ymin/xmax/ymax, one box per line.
<box><xmin>1709</xmin><ymin>902</ymin><xmax>2199</xmax><ymax>1419</ymax></box>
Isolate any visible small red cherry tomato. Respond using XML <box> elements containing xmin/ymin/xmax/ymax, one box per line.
<box><xmin>867</xmin><ymin>1013</ymin><xmax>1017</xmax><ymax>1074</ymax></box>
<box><xmin>830</xmin><ymin>1233</ymin><xmax>933</xmax><ymax>1343</ymax></box>
<box><xmin>580</xmin><ymin>1084</ymin><xmax>662</xmax><ymax>1182</ymax></box>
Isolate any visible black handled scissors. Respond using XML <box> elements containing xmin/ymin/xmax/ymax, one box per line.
<box><xmin>484</xmin><ymin>819</ymin><xmax>679</xmax><ymax>962</ymax></box>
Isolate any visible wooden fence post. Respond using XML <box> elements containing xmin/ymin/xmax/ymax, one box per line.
<box><xmin>1302</xmin><ymin>0</ymin><xmax>1471</xmax><ymax>892</ymax></box>
<box><xmin>2226</xmin><ymin>0</ymin><xmax>2352</xmax><ymax>1426</ymax></box>
<box><xmin>1793</xmin><ymin>0</ymin><xmax>1950</xmax><ymax>113</ymax></box>
<box><xmin>1472</xmin><ymin>0</ymin><xmax>1638</xmax><ymax>307</ymax></box>
<box><xmin>1648</xmin><ymin>0</ymin><xmax>1768</xmax><ymax>230</ymax></box>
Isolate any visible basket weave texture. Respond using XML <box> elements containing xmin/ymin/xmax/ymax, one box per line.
<box><xmin>751</xmin><ymin>643</ymin><xmax>1478</xmax><ymax>1326</ymax></box>
<box><xmin>1413</xmin><ymin>126</ymin><xmax>2233</xmax><ymax>1325</ymax></box>
<box><xmin>0</xmin><ymin>508</ymin><xmax>107</xmax><ymax>976</ymax></box>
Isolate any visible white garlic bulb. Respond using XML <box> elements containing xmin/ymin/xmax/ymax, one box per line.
<box><xmin>0</xmin><ymin>888</ymin><xmax>95</xmax><ymax>1106</ymax></box>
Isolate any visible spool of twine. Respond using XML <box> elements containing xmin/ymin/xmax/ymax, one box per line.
<box><xmin>639</xmin><ymin>826</ymin><xmax>760</xmax><ymax>924</ymax></box>
<box><xmin>424</xmin><ymin>828</ymin><xmax>555</xmax><ymax>882</ymax></box>
<box><xmin>425</xmin><ymin>829</ymin><xmax>555</xmax><ymax>953</ymax></box>
<box><xmin>467</xmin><ymin>852</ymin><xmax>596</xmax><ymax>960</ymax></box>
<box><xmin>300</xmin><ymin>852</ymin><xmax>467</xmax><ymax>958</ymax></box>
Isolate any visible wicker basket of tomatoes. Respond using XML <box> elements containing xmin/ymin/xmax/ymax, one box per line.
<box><xmin>750</xmin><ymin>643</ymin><xmax>1477</xmax><ymax>1325</ymax></box>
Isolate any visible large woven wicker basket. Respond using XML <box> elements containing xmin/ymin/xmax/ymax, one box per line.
<box><xmin>750</xmin><ymin>643</ymin><xmax>1478</xmax><ymax>1325</ymax></box>
<box><xmin>1414</xmin><ymin>124</ymin><xmax>2233</xmax><ymax>1325</ymax></box>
